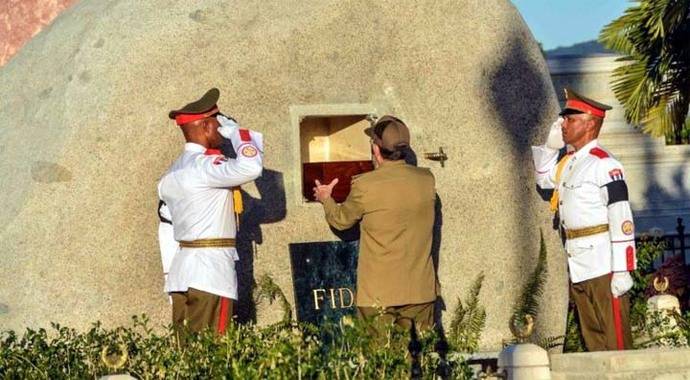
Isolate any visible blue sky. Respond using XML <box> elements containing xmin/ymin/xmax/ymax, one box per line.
<box><xmin>511</xmin><ymin>0</ymin><xmax>631</xmax><ymax>50</ymax></box>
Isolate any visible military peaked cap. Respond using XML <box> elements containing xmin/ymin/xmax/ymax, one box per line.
<box><xmin>168</xmin><ymin>88</ymin><xmax>220</xmax><ymax>125</ymax></box>
<box><xmin>559</xmin><ymin>87</ymin><xmax>612</xmax><ymax>118</ymax></box>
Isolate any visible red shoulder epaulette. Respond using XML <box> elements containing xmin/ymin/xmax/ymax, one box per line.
<box><xmin>589</xmin><ymin>147</ymin><xmax>609</xmax><ymax>159</ymax></box>
<box><xmin>239</xmin><ymin>129</ymin><xmax>251</xmax><ymax>142</ymax></box>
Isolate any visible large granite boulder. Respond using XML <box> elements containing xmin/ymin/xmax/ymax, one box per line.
<box><xmin>0</xmin><ymin>0</ymin><xmax>566</xmax><ymax>350</ymax></box>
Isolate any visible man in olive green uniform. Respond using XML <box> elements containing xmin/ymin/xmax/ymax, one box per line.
<box><xmin>313</xmin><ymin>115</ymin><xmax>438</xmax><ymax>334</ymax></box>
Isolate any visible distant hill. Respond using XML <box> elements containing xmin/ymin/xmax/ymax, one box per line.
<box><xmin>546</xmin><ymin>39</ymin><xmax>617</xmax><ymax>57</ymax></box>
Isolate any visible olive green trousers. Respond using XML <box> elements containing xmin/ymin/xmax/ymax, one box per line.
<box><xmin>171</xmin><ymin>288</ymin><xmax>234</xmax><ymax>335</ymax></box>
<box><xmin>570</xmin><ymin>274</ymin><xmax>633</xmax><ymax>351</ymax></box>
<box><xmin>357</xmin><ymin>301</ymin><xmax>435</xmax><ymax>338</ymax></box>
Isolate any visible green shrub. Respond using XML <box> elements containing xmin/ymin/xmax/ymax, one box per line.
<box><xmin>0</xmin><ymin>274</ymin><xmax>478</xmax><ymax>379</ymax></box>
<box><xmin>0</xmin><ymin>315</ymin><xmax>473</xmax><ymax>379</ymax></box>
<box><xmin>629</xmin><ymin>237</ymin><xmax>667</xmax><ymax>333</ymax></box>
<box><xmin>635</xmin><ymin>309</ymin><xmax>690</xmax><ymax>348</ymax></box>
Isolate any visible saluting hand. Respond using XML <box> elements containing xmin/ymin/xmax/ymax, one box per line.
<box><xmin>313</xmin><ymin>178</ymin><xmax>338</xmax><ymax>203</ymax></box>
<box><xmin>545</xmin><ymin>117</ymin><xmax>565</xmax><ymax>150</ymax></box>
<box><xmin>217</xmin><ymin>114</ymin><xmax>240</xmax><ymax>139</ymax></box>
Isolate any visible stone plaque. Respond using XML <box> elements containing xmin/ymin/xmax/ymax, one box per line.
<box><xmin>289</xmin><ymin>241</ymin><xmax>358</xmax><ymax>325</ymax></box>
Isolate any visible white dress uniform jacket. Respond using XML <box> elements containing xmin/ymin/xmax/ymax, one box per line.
<box><xmin>158</xmin><ymin>127</ymin><xmax>263</xmax><ymax>299</ymax></box>
<box><xmin>532</xmin><ymin>139</ymin><xmax>637</xmax><ymax>283</ymax></box>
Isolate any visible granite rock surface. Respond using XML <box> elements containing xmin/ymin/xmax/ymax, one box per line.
<box><xmin>0</xmin><ymin>0</ymin><xmax>565</xmax><ymax>350</ymax></box>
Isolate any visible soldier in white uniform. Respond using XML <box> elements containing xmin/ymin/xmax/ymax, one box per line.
<box><xmin>532</xmin><ymin>88</ymin><xmax>637</xmax><ymax>351</ymax></box>
<box><xmin>159</xmin><ymin>88</ymin><xmax>263</xmax><ymax>334</ymax></box>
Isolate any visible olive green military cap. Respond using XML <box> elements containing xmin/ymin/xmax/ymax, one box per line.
<box><xmin>168</xmin><ymin>88</ymin><xmax>220</xmax><ymax>125</ymax></box>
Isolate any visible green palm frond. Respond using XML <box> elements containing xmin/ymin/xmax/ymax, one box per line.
<box><xmin>504</xmin><ymin>231</ymin><xmax>548</xmax><ymax>350</ymax></box>
<box><xmin>563</xmin><ymin>309</ymin><xmax>586</xmax><ymax>352</ymax></box>
<box><xmin>503</xmin><ymin>231</ymin><xmax>557</xmax><ymax>350</ymax></box>
<box><xmin>599</xmin><ymin>0</ymin><xmax>690</xmax><ymax>141</ymax></box>
<box><xmin>600</xmin><ymin>6</ymin><xmax>643</xmax><ymax>54</ymax></box>
<box><xmin>448</xmin><ymin>272</ymin><xmax>486</xmax><ymax>353</ymax></box>
<box><xmin>535</xmin><ymin>335</ymin><xmax>564</xmax><ymax>350</ymax></box>
<box><xmin>512</xmin><ymin>230</ymin><xmax>548</xmax><ymax>320</ymax></box>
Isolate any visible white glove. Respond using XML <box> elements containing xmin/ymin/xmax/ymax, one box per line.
<box><xmin>217</xmin><ymin>114</ymin><xmax>239</xmax><ymax>139</ymax></box>
<box><xmin>545</xmin><ymin>117</ymin><xmax>565</xmax><ymax>150</ymax></box>
<box><xmin>611</xmin><ymin>271</ymin><xmax>634</xmax><ymax>297</ymax></box>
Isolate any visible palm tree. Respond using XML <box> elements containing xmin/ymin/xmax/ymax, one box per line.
<box><xmin>599</xmin><ymin>0</ymin><xmax>690</xmax><ymax>143</ymax></box>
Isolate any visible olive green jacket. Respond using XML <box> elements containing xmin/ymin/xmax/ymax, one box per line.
<box><xmin>322</xmin><ymin>160</ymin><xmax>438</xmax><ymax>307</ymax></box>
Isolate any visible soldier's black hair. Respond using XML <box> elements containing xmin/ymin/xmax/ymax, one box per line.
<box><xmin>378</xmin><ymin>144</ymin><xmax>408</xmax><ymax>161</ymax></box>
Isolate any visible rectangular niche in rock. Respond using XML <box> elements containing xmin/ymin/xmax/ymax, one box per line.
<box><xmin>289</xmin><ymin>241</ymin><xmax>358</xmax><ymax>325</ymax></box>
<box><xmin>300</xmin><ymin>115</ymin><xmax>374</xmax><ymax>202</ymax></box>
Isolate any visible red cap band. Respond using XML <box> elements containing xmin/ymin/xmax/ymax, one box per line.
<box><xmin>174</xmin><ymin>106</ymin><xmax>219</xmax><ymax>126</ymax></box>
<box><xmin>564</xmin><ymin>99</ymin><xmax>606</xmax><ymax>118</ymax></box>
